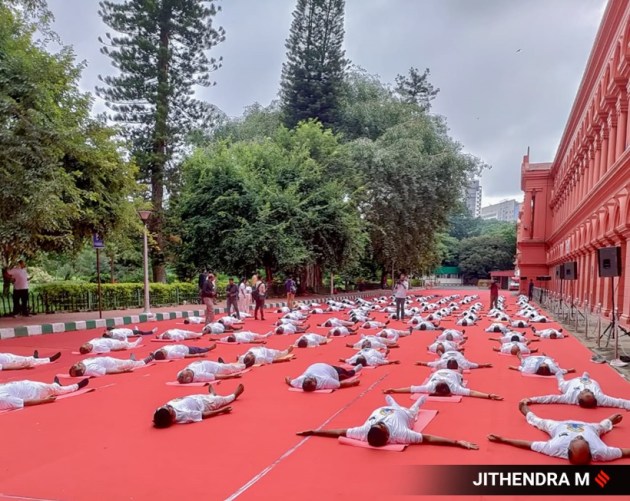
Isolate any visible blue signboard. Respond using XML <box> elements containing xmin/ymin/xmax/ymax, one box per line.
<box><xmin>93</xmin><ymin>233</ymin><xmax>105</xmax><ymax>249</ymax></box>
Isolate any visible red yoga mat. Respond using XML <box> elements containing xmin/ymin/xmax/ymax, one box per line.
<box><xmin>338</xmin><ymin>409</ymin><xmax>439</xmax><ymax>451</ymax></box>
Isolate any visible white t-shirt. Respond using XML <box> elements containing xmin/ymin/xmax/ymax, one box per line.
<box><xmin>346</xmin><ymin>348</ymin><xmax>387</xmax><ymax>366</ymax></box>
<box><xmin>203</xmin><ymin>323</ymin><xmax>226</xmax><ymax>335</ymax></box>
<box><xmin>159</xmin><ymin>329</ymin><xmax>201</xmax><ymax>341</ymax></box>
<box><xmin>8</xmin><ymin>267</ymin><xmax>28</xmax><ymax>290</ymax></box>
<box><xmin>520</xmin><ymin>356</ymin><xmax>563</xmax><ymax>374</ymax></box>
<box><xmin>178</xmin><ymin>361</ymin><xmax>245</xmax><ymax>382</ymax></box>
<box><xmin>0</xmin><ymin>381</ymin><xmax>50</xmax><ymax>409</ymax></box>
<box><xmin>276</xmin><ymin>323</ymin><xmax>298</xmax><ymax>335</ymax></box>
<box><xmin>322</xmin><ymin>318</ymin><xmax>350</xmax><ymax>327</ymax></box>
<box><xmin>498</xmin><ymin>333</ymin><xmax>527</xmax><ymax>343</ymax></box>
<box><xmin>0</xmin><ymin>353</ymin><xmax>33</xmax><ymax>370</ymax></box>
<box><xmin>296</xmin><ymin>333</ymin><xmax>328</xmax><ymax>347</ymax></box>
<box><xmin>500</xmin><ymin>341</ymin><xmax>530</xmax><ymax>354</ymax></box>
<box><xmin>346</xmin><ymin>405</ymin><xmax>422</xmax><ymax>444</ymax></box>
<box><xmin>436</xmin><ymin>330</ymin><xmax>465</xmax><ymax>342</ymax></box>
<box><xmin>222</xmin><ymin>331</ymin><xmax>262</xmax><ymax>343</ymax></box>
<box><xmin>527</xmin><ymin>413</ymin><xmax>622</xmax><ymax>461</ymax></box>
<box><xmin>168</xmin><ymin>395</ymin><xmax>224</xmax><ymax>424</ymax></box>
<box><xmin>530</xmin><ymin>373</ymin><xmax>630</xmax><ymax>409</ymax></box>
<box><xmin>106</xmin><ymin>328</ymin><xmax>135</xmax><ymax>340</ymax></box>
<box><xmin>410</xmin><ymin>369</ymin><xmax>470</xmax><ymax>395</ymax></box>
<box><xmin>330</xmin><ymin>326</ymin><xmax>352</xmax><ymax>337</ymax></box>
<box><xmin>362</xmin><ymin>321</ymin><xmax>386</xmax><ymax>329</ymax></box>
<box><xmin>428</xmin><ymin>351</ymin><xmax>479</xmax><ymax>370</ymax></box>
<box><xmin>185</xmin><ymin>316</ymin><xmax>205</xmax><ymax>324</ymax></box>
<box><xmin>413</xmin><ymin>321</ymin><xmax>437</xmax><ymax>331</ymax></box>
<box><xmin>238</xmin><ymin>347</ymin><xmax>280</xmax><ymax>365</ymax></box>
<box><xmin>393</xmin><ymin>281</ymin><xmax>408</xmax><ymax>299</ymax></box>
<box><xmin>536</xmin><ymin>329</ymin><xmax>564</xmax><ymax>338</ymax></box>
<box><xmin>428</xmin><ymin>340</ymin><xmax>459</xmax><ymax>353</ymax></box>
<box><xmin>81</xmin><ymin>356</ymin><xmax>135</xmax><ymax>376</ymax></box>
<box><xmin>154</xmin><ymin>345</ymin><xmax>190</xmax><ymax>360</ymax></box>
<box><xmin>290</xmin><ymin>363</ymin><xmax>340</xmax><ymax>390</ymax></box>
<box><xmin>352</xmin><ymin>336</ymin><xmax>389</xmax><ymax>350</ymax></box>
<box><xmin>86</xmin><ymin>338</ymin><xmax>131</xmax><ymax>353</ymax></box>
<box><xmin>485</xmin><ymin>323</ymin><xmax>508</xmax><ymax>333</ymax></box>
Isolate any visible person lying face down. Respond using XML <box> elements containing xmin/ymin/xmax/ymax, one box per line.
<box><xmin>153</xmin><ymin>384</ymin><xmax>244</xmax><ymax>428</ymax></box>
<box><xmin>382</xmin><ymin>369</ymin><xmax>502</xmax><ymax>400</ymax></box>
<box><xmin>296</xmin><ymin>394</ymin><xmax>478</xmax><ymax>449</ymax></box>
<box><xmin>487</xmin><ymin>400</ymin><xmax>630</xmax><ymax>464</ymax></box>
<box><xmin>526</xmin><ymin>372</ymin><xmax>630</xmax><ymax>410</ymax></box>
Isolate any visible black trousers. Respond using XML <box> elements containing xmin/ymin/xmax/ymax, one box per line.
<box><xmin>332</xmin><ymin>366</ymin><xmax>356</xmax><ymax>380</ymax></box>
<box><xmin>13</xmin><ymin>289</ymin><xmax>28</xmax><ymax>315</ymax></box>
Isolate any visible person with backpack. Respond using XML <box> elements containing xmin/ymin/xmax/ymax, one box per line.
<box><xmin>285</xmin><ymin>276</ymin><xmax>297</xmax><ymax>309</ymax></box>
<box><xmin>252</xmin><ymin>279</ymin><xmax>267</xmax><ymax>320</ymax></box>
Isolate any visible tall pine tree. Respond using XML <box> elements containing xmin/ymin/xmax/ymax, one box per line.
<box><xmin>394</xmin><ymin>67</ymin><xmax>439</xmax><ymax>112</ymax></box>
<box><xmin>97</xmin><ymin>0</ymin><xmax>225</xmax><ymax>282</ymax></box>
<box><xmin>280</xmin><ymin>0</ymin><xmax>346</xmax><ymax>130</ymax></box>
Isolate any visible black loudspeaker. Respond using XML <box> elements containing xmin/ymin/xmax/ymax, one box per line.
<box><xmin>536</xmin><ymin>276</ymin><xmax>551</xmax><ymax>281</ymax></box>
<box><xmin>520</xmin><ymin>276</ymin><xmax>528</xmax><ymax>281</ymax></box>
<box><xmin>563</xmin><ymin>261</ymin><xmax>577</xmax><ymax>280</ymax></box>
<box><xmin>598</xmin><ymin>247</ymin><xmax>622</xmax><ymax>277</ymax></box>
<box><xmin>557</xmin><ymin>265</ymin><xmax>565</xmax><ymax>279</ymax></box>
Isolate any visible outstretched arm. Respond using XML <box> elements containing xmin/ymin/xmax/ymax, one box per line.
<box><xmin>487</xmin><ymin>434</ymin><xmax>533</xmax><ymax>450</ymax></box>
<box><xmin>383</xmin><ymin>387</ymin><xmax>414</xmax><ymax>394</ymax></box>
<box><xmin>468</xmin><ymin>390</ymin><xmax>503</xmax><ymax>400</ymax></box>
<box><xmin>422</xmin><ymin>434</ymin><xmax>478</xmax><ymax>450</ymax></box>
<box><xmin>296</xmin><ymin>428</ymin><xmax>347</xmax><ymax>438</ymax></box>
<box><xmin>216</xmin><ymin>373</ymin><xmax>242</xmax><ymax>380</ymax></box>
<box><xmin>339</xmin><ymin>379</ymin><xmax>361</xmax><ymax>388</ymax></box>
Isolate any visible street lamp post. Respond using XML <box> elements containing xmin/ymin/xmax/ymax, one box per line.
<box><xmin>138</xmin><ymin>210</ymin><xmax>152</xmax><ymax>314</ymax></box>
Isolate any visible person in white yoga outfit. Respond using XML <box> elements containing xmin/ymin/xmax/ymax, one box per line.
<box><xmin>69</xmin><ymin>353</ymin><xmax>155</xmax><ymax>377</ymax></box>
<box><xmin>296</xmin><ymin>394</ymin><xmax>478</xmax><ymax>449</ymax></box>
<box><xmin>79</xmin><ymin>337</ymin><xmax>142</xmax><ymax>354</ymax></box>
<box><xmin>329</xmin><ymin>326</ymin><xmax>358</xmax><ymax>337</ymax></box>
<box><xmin>0</xmin><ymin>351</ymin><xmax>61</xmax><ymax>370</ymax></box>
<box><xmin>361</xmin><ymin>320</ymin><xmax>390</xmax><ymax>329</ymax></box>
<box><xmin>176</xmin><ymin>360</ymin><xmax>246</xmax><ymax>384</ymax></box>
<box><xmin>485</xmin><ymin>323</ymin><xmax>509</xmax><ymax>334</ymax></box>
<box><xmin>0</xmin><ymin>378</ymin><xmax>89</xmax><ymax>409</ymax></box>
<box><xmin>238</xmin><ymin>346</ymin><xmax>294</xmax><ymax>368</ymax></box>
<box><xmin>275</xmin><ymin>323</ymin><xmax>311</xmax><ymax>335</ymax></box>
<box><xmin>436</xmin><ymin>329</ymin><xmax>467</xmax><ymax>342</ymax></box>
<box><xmin>295</xmin><ymin>333</ymin><xmax>329</xmax><ymax>348</ymax></box>
<box><xmin>342</xmin><ymin>348</ymin><xmax>399</xmax><ymax>367</ymax></box>
<box><xmin>488</xmin><ymin>400</ymin><xmax>630</xmax><ymax>464</ymax></box>
<box><xmin>415</xmin><ymin>350</ymin><xmax>492</xmax><ymax>370</ymax></box>
<box><xmin>156</xmin><ymin>329</ymin><xmax>203</xmax><ymax>341</ymax></box>
<box><xmin>103</xmin><ymin>326</ymin><xmax>157</xmax><ymax>340</ymax></box>
<box><xmin>427</xmin><ymin>340</ymin><xmax>464</xmax><ymax>356</ymax></box>
<box><xmin>508</xmin><ymin>354</ymin><xmax>575</xmax><ymax>376</ymax></box>
<box><xmin>183</xmin><ymin>316</ymin><xmax>205</xmax><ymax>325</ymax></box>
<box><xmin>221</xmin><ymin>331</ymin><xmax>271</xmax><ymax>344</ymax></box>
<box><xmin>531</xmin><ymin>327</ymin><xmax>565</xmax><ymax>339</ymax></box>
<box><xmin>152</xmin><ymin>344</ymin><xmax>216</xmax><ymax>361</ymax></box>
<box><xmin>153</xmin><ymin>384</ymin><xmax>244</xmax><ymax>428</ymax></box>
<box><xmin>347</xmin><ymin>335</ymin><xmax>398</xmax><ymax>350</ymax></box>
<box><xmin>492</xmin><ymin>341</ymin><xmax>538</xmax><ymax>355</ymax></box>
<box><xmin>377</xmin><ymin>328</ymin><xmax>412</xmax><ymax>342</ymax></box>
<box><xmin>488</xmin><ymin>332</ymin><xmax>531</xmax><ymax>344</ymax></box>
<box><xmin>202</xmin><ymin>322</ymin><xmax>242</xmax><ymax>335</ymax></box>
<box><xmin>383</xmin><ymin>369</ymin><xmax>502</xmax><ymax>400</ymax></box>
<box><xmin>526</xmin><ymin>372</ymin><xmax>630</xmax><ymax>410</ymax></box>
<box><xmin>318</xmin><ymin>318</ymin><xmax>356</xmax><ymax>328</ymax></box>
<box><xmin>285</xmin><ymin>362</ymin><xmax>362</xmax><ymax>392</ymax></box>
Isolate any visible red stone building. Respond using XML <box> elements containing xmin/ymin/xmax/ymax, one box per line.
<box><xmin>517</xmin><ymin>0</ymin><xmax>630</xmax><ymax>325</ymax></box>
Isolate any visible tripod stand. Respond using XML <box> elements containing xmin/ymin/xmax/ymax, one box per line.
<box><xmin>599</xmin><ymin>277</ymin><xmax>618</xmax><ymax>356</ymax></box>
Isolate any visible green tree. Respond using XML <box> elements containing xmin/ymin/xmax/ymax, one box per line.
<box><xmin>458</xmin><ymin>229</ymin><xmax>516</xmax><ymax>282</ymax></box>
<box><xmin>97</xmin><ymin>0</ymin><xmax>225</xmax><ymax>282</ymax></box>
<box><xmin>280</xmin><ymin>0</ymin><xmax>346</xmax><ymax>129</ymax></box>
<box><xmin>0</xmin><ymin>5</ymin><xmax>137</xmax><ymax>269</ymax></box>
<box><xmin>394</xmin><ymin>67</ymin><xmax>439</xmax><ymax>111</ymax></box>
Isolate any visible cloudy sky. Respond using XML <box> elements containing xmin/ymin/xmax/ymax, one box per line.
<box><xmin>46</xmin><ymin>0</ymin><xmax>607</xmax><ymax>206</ymax></box>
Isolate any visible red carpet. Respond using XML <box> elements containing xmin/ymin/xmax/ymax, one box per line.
<box><xmin>0</xmin><ymin>290</ymin><xmax>628</xmax><ymax>500</ymax></box>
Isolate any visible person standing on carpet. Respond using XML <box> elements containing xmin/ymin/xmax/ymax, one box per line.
<box><xmin>153</xmin><ymin>384</ymin><xmax>245</xmax><ymax>428</ymax></box>
<box><xmin>383</xmin><ymin>369</ymin><xmax>503</xmax><ymax>400</ymax></box>
<box><xmin>489</xmin><ymin>281</ymin><xmax>499</xmax><ymax>309</ymax></box>
<box><xmin>285</xmin><ymin>362</ymin><xmax>362</xmax><ymax>392</ymax></box>
<box><xmin>0</xmin><ymin>378</ymin><xmax>89</xmax><ymax>409</ymax></box>
<box><xmin>488</xmin><ymin>400</ymin><xmax>630</xmax><ymax>464</ymax></box>
<box><xmin>252</xmin><ymin>278</ymin><xmax>267</xmax><ymax>320</ymax></box>
<box><xmin>200</xmin><ymin>273</ymin><xmax>216</xmax><ymax>324</ymax></box>
<box><xmin>69</xmin><ymin>353</ymin><xmax>156</xmax><ymax>377</ymax></box>
<box><xmin>238</xmin><ymin>277</ymin><xmax>251</xmax><ymax>314</ymax></box>
<box><xmin>225</xmin><ymin>277</ymin><xmax>241</xmax><ymax>320</ymax></box>
<box><xmin>0</xmin><ymin>350</ymin><xmax>61</xmax><ymax>370</ymax></box>
<box><xmin>393</xmin><ymin>274</ymin><xmax>408</xmax><ymax>320</ymax></box>
<box><xmin>285</xmin><ymin>276</ymin><xmax>297</xmax><ymax>310</ymax></box>
<box><xmin>297</xmin><ymin>394</ymin><xmax>478</xmax><ymax>449</ymax></box>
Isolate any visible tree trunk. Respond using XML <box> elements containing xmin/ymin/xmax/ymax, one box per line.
<box><xmin>265</xmin><ymin>265</ymin><xmax>273</xmax><ymax>284</ymax></box>
<box><xmin>380</xmin><ymin>268</ymin><xmax>388</xmax><ymax>288</ymax></box>
<box><xmin>109</xmin><ymin>253</ymin><xmax>115</xmax><ymax>284</ymax></box>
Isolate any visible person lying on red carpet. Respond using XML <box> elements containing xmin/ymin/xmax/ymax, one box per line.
<box><xmin>415</xmin><ymin>350</ymin><xmax>492</xmax><ymax>370</ymax></box>
<box><xmin>274</xmin><ymin>323</ymin><xmax>311</xmax><ymax>335</ymax></box>
<box><xmin>202</xmin><ymin>322</ymin><xmax>242</xmax><ymax>335</ymax></box>
<box><xmin>525</xmin><ymin>372</ymin><xmax>630</xmax><ymax>410</ymax></box>
<box><xmin>318</xmin><ymin>317</ymin><xmax>357</xmax><ymax>328</ymax></box>
<box><xmin>275</xmin><ymin>318</ymin><xmax>308</xmax><ymax>327</ymax></box>
<box><xmin>217</xmin><ymin>315</ymin><xmax>244</xmax><ymax>327</ymax></box>
<box><xmin>0</xmin><ymin>350</ymin><xmax>61</xmax><ymax>370</ymax></box>
<box><xmin>435</xmin><ymin>329</ymin><xmax>467</xmax><ymax>342</ymax></box>
<box><xmin>285</xmin><ymin>362</ymin><xmax>361</xmax><ymax>392</ymax></box>
<box><xmin>341</xmin><ymin>348</ymin><xmax>399</xmax><ymax>367</ymax></box>
<box><xmin>153</xmin><ymin>344</ymin><xmax>216</xmax><ymax>361</ymax></box>
<box><xmin>410</xmin><ymin>321</ymin><xmax>443</xmax><ymax>331</ymax></box>
<box><xmin>79</xmin><ymin>337</ymin><xmax>142</xmax><ymax>354</ymax></box>
<box><xmin>347</xmin><ymin>335</ymin><xmax>398</xmax><ymax>350</ymax></box>
<box><xmin>183</xmin><ymin>316</ymin><xmax>205</xmax><ymax>325</ymax></box>
<box><xmin>427</xmin><ymin>340</ymin><xmax>464</xmax><ymax>356</ymax></box>
<box><xmin>488</xmin><ymin>332</ymin><xmax>534</xmax><ymax>344</ymax></box>
<box><xmin>531</xmin><ymin>327</ymin><xmax>565</xmax><ymax>339</ymax></box>
<box><xmin>485</xmin><ymin>323</ymin><xmax>510</xmax><ymax>334</ymax></box>
<box><xmin>508</xmin><ymin>354</ymin><xmax>575</xmax><ymax>376</ymax></box>
<box><xmin>238</xmin><ymin>346</ymin><xmax>294</xmax><ymax>368</ymax></box>
<box><xmin>70</xmin><ymin>354</ymin><xmax>155</xmax><ymax>377</ymax></box>
<box><xmin>383</xmin><ymin>368</ymin><xmax>503</xmax><ymax>400</ymax></box>
<box><xmin>153</xmin><ymin>384</ymin><xmax>244</xmax><ymax>428</ymax></box>
<box><xmin>376</xmin><ymin>328</ymin><xmax>412</xmax><ymax>342</ymax></box>
<box><xmin>220</xmin><ymin>331</ymin><xmax>271</xmax><ymax>344</ymax></box>
<box><xmin>491</xmin><ymin>341</ymin><xmax>538</xmax><ymax>355</ymax></box>
<box><xmin>295</xmin><ymin>333</ymin><xmax>330</xmax><ymax>348</ymax></box>
<box><xmin>102</xmin><ymin>326</ymin><xmax>157</xmax><ymax>340</ymax></box>
<box><xmin>488</xmin><ymin>400</ymin><xmax>630</xmax><ymax>464</ymax></box>
<box><xmin>296</xmin><ymin>394</ymin><xmax>478</xmax><ymax>450</ymax></box>
<box><xmin>0</xmin><ymin>378</ymin><xmax>89</xmax><ymax>409</ymax></box>
<box><xmin>360</xmin><ymin>320</ymin><xmax>390</xmax><ymax>329</ymax></box>
<box><xmin>155</xmin><ymin>329</ymin><xmax>203</xmax><ymax>341</ymax></box>
<box><xmin>328</xmin><ymin>326</ymin><xmax>358</xmax><ymax>337</ymax></box>
<box><xmin>176</xmin><ymin>360</ymin><xmax>245</xmax><ymax>384</ymax></box>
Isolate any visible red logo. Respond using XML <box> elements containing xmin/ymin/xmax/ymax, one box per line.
<box><xmin>594</xmin><ymin>470</ymin><xmax>610</xmax><ymax>488</ymax></box>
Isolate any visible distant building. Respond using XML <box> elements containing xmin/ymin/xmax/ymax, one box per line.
<box><xmin>480</xmin><ymin>199</ymin><xmax>522</xmax><ymax>222</ymax></box>
<box><xmin>464</xmin><ymin>178</ymin><xmax>482</xmax><ymax>217</ymax></box>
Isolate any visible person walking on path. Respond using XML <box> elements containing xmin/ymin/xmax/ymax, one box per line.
<box><xmin>285</xmin><ymin>276</ymin><xmax>297</xmax><ymax>310</ymax></box>
<box><xmin>201</xmin><ymin>273</ymin><xmax>216</xmax><ymax>324</ymax></box>
<box><xmin>226</xmin><ymin>278</ymin><xmax>240</xmax><ymax>320</ymax></box>
<box><xmin>253</xmin><ymin>279</ymin><xmax>267</xmax><ymax>320</ymax></box>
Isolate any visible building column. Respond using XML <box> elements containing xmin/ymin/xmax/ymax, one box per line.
<box><xmin>619</xmin><ymin>231</ymin><xmax>630</xmax><ymax>326</ymax></box>
<box><xmin>607</xmin><ymin>111</ymin><xmax>617</xmax><ymax>170</ymax></box>
<box><xmin>591</xmin><ymin>135</ymin><xmax>601</xmax><ymax>188</ymax></box>
<box><xmin>600</xmin><ymin>124</ymin><xmax>609</xmax><ymax>178</ymax></box>
<box><xmin>616</xmin><ymin>95</ymin><xmax>628</xmax><ymax>159</ymax></box>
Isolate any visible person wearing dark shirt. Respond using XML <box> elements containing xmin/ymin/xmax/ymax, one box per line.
<box><xmin>226</xmin><ymin>277</ymin><xmax>240</xmax><ymax>320</ymax></box>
